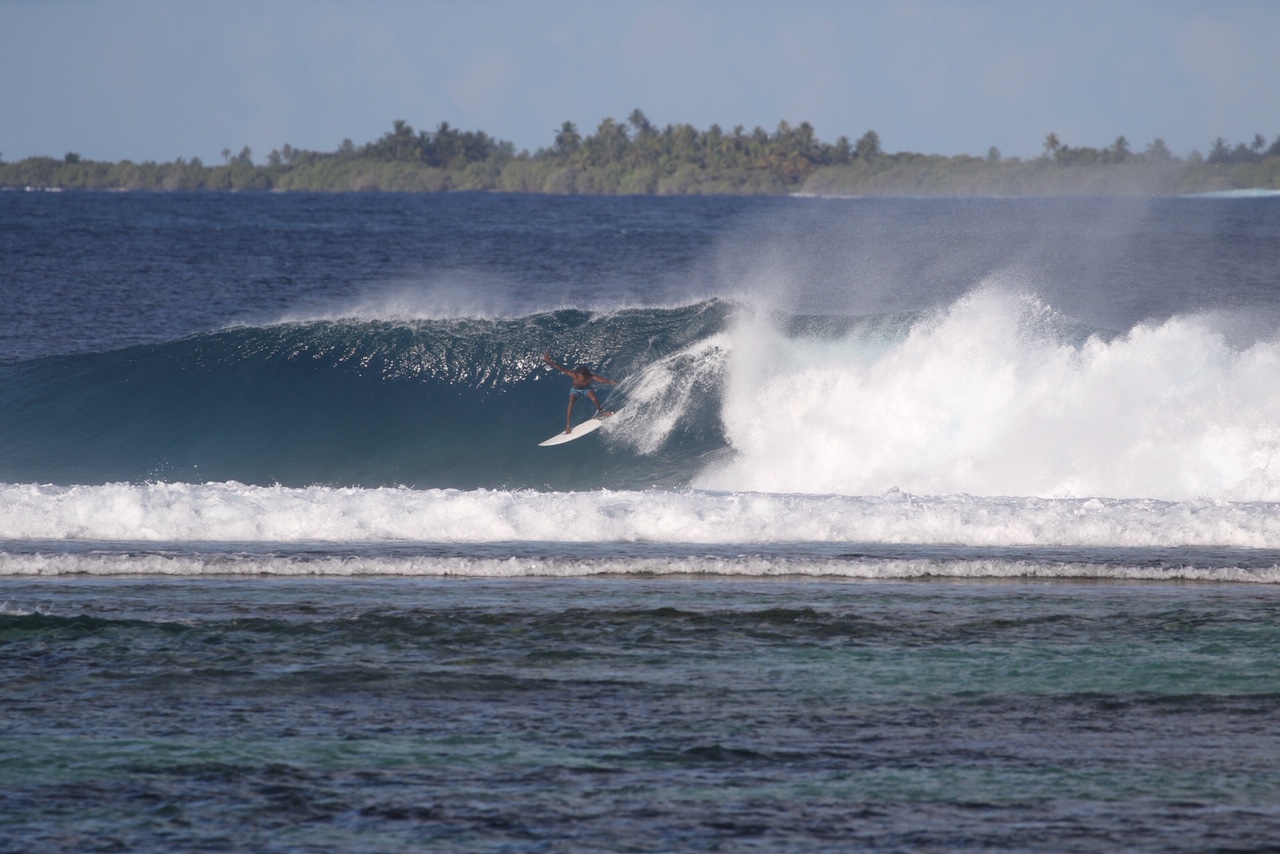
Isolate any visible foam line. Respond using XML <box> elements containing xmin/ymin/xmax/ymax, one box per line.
<box><xmin>4</xmin><ymin>482</ymin><xmax>1280</xmax><ymax>549</ymax></box>
<box><xmin>3</xmin><ymin>551</ymin><xmax>1279</xmax><ymax>582</ymax></box>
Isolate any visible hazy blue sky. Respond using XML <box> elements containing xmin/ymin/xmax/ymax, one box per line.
<box><xmin>3</xmin><ymin>0</ymin><xmax>1279</xmax><ymax>164</ymax></box>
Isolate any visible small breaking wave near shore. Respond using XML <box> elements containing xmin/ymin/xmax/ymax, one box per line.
<box><xmin>4</xmin><ymin>482</ymin><xmax>1280</xmax><ymax>551</ymax></box>
<box><xmin>6</xmin><ymin>549</ymin><xmax>1280</xmax><ymax>583</ymax></box>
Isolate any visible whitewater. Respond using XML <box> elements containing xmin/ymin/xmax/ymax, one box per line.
<box><xmin>6</xmin><ymin>285</ymin><xmax>1280</xmax><ymax>576</ymax></box>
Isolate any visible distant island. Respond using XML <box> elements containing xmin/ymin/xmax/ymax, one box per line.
<box><xmin>3</xmin><ymin>110</ymin><xmax>1279</xmax><ymax>196</ymax></box>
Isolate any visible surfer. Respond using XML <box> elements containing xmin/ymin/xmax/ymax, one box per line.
<box><xmin>543</xmin><ymin>353</ymin><xmax>616</xmax><ymax>433</ymax></box>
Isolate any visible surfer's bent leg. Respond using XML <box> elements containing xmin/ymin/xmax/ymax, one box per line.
<box><xmin>586</xmin><ymin>390</ymin><xmax>613</xmax><ymax>417</ymax></box>
<box><xmin>565</xmin><ymin>394</ymin><xmax>576</xmax><ymax>433</ymax></box>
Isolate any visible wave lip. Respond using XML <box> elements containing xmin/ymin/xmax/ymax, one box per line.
<box><xmin>4</xmin><ymin>482</ymin><xmax>1280</xmax><ymax>551</ymax></box>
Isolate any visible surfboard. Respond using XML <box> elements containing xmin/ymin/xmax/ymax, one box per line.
<box><xmin>539</xmin><ymin>415</ymin><xmax>608</xmax><ymax>446</ymax></box>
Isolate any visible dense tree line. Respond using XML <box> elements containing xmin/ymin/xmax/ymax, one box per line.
<box><xmin>1205</xmin><ymin>133</ymin><xmax>1280</xmax><ymax>165</ymax></box>
<box><xmin>3</xmin><ymin>112</ymin><xmax>1279</xmax><ymax>195</ymax></box>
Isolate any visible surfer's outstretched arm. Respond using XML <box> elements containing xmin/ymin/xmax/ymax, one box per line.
<box><xmin>543</xmin><ymin>353</ymin><xmax>574</xmax><ymax>376</ymax></box>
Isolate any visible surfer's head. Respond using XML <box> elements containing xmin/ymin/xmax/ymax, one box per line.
<box><xmin>574</xmin><ymin>365</ymin><xmax>593</xmax><ymax>379</ymax></box>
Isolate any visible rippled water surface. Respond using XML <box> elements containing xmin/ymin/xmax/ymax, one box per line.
<box><xmin>5</xmin><ymin>576</ymin><xmax>1280</xmax><ymax>851</ymax></box>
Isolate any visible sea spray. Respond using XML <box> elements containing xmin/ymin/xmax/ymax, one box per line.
<box><xmin>698</xmin><ymin>288</ymin><xmax>1280</xmax><ymax>500</ymax></box>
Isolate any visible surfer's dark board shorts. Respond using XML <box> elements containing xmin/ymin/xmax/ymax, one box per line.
<box><xmin>570</xmin><ymin>387</ymin><xmax>591</xmax><ymax>398</ymax></box>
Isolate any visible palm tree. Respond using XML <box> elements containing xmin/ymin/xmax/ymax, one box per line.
<box><xmin>626</xmin><ymin>109</ymin><xmax>658</xmax><ymax>167</ymax></box>
<box><xmin>718</xmin><ymin>128</ymin><xmax>739</xmax><ymax>165</ymax></box>
<box><xmin>671</xmin><ymin>124</ymin><xmax>698</xmax><ymax>163</ymax></box>
<box><xmin>1043</xmin><ymin>133</ymin><xmax>1061</xmax><ymax>158</ymax></box>
<box><xmin>592</xmin><ymin>117</ymin><xmax>629</xmax><ymax>165</ymax></box>
<box><xmin>553</xmin><ymin>121</ymin><xmax>580</xmax><ymax>155</ymax></box>
<box><xmin>1208</xmin><ymin>137</ymin><xmax>1230</xmax><ymax>163</ymax></box>
<box><xmin>367</xmin><ymin>119</ymin><xmax>417</xmax><ymax>161</ymax></box>
<box><xmin>855</xmin><ymin>130</ymin><xmax>882</xmax><ymax>159</ymax></box>
<box><xmin>627</xmin><ymin>108</ymin><xmax>652</xmax><ymax>136</ymax></box>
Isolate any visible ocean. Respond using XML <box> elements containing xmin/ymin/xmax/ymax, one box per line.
<box><xmin>3</xmin><ymin>189</ymin><xmax>1280</xmax><ymax>850</ymax></box>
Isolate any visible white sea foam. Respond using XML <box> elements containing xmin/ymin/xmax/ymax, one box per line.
<box><xmin>4</xmin><ymin>551</ymin><xmax>1279</xmax><ymax>582</ymax></box>
<box><xmin>3</xmin><ymin>482</ymin><xmax>1280</xmax><ymax>549</ymax></box>
<box><xmin>1184</xmin><ymin>189</ymin><xmax>1280</xmax><ymax>199</ymax></box>
<box><xmin>696</xmin><ymin>288</ymin><xmax>1280</xmax><ymax>501</ymax></box>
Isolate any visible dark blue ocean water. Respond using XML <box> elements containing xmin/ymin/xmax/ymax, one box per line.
<box><xmin>3</xmin><ymin>190</ymin><xmax>1280</xmax><ymax>850</ymax></box>
<box><xmin>5</xmin><ymin>191</ymin><xmax>1280</xmax><ymax>365</ymax></box>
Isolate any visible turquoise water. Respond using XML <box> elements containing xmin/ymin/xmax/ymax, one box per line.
<box><xmin>4</xmin><ymin>576</ymin><xmax>1280</xmax><ymax>850</ymax></box>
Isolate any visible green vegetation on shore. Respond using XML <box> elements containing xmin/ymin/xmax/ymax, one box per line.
<box><xmin>4</xmin><ymin>110</ymin><xmax>1279</xmax><ymax>196</ymax></box>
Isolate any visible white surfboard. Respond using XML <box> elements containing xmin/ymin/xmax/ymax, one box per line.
<box><xmin>539</xmin><ymin>416</ymin><xmax>608</xmax><ymax>446</ymax></box>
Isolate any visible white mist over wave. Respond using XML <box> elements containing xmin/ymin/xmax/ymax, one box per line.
<box><xmin>3</xmin><ymin>482</ymin><xmax>1280</xmax><ymax>549</ymax></box>
<box><xmin>268</xmin><ymin>274</ymin><xmax>556</xmax><ymax>324</ymax></box>
<box><xmin>263</xmin><ymin>274</ymin><xmax>722</xmax><ymax>326</ymax></box>
<box><xmin>697</xmin><ymin>287</ymin><xmax>1280</xmax><ymax>501</ymax></box>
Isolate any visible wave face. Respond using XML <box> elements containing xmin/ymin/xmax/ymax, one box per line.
<box><xmin>0</xmin><ymin>302</ymin><xmax>731</xmax><ymax>490</ymax></box>
<box><xmin>5</xmin><ymin>290</ymin><xmax>1280</xmax><ymax>500</ymax></box>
